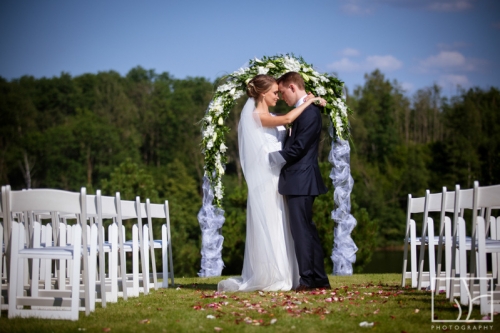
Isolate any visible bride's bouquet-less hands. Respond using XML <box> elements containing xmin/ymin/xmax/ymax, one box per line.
<box><xmin>201</xmin><ymin>54</ymin><xmax>352</xmax><ymax>207</ymax></box>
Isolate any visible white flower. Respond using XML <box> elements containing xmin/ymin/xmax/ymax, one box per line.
<box><xmin>327</xmin><ymin>88</ymin><xmax>334</xmax><ymax>94</ymax></box>
<box><xmin>315</xmin><ymin>86</ymin><xmax>327</xmax><ymax>96</ymax></box>
<box><xmin>233</xmin><ymin>90</ymin><xmax>244</xmax><ymax>99</ymax></box>
<box><xmin>234</xmin><ymin>67</ymin><xmax>248</xmax><ymax>76</ymax></box>
<box><xmin>214</xmin><ymin>181</ymin><xmax>223</xmax><ymax>200</ymax></box>
<box><xmin>207</xmin><ymin>140</ymin><xmax>214</xmax><ymax>149</ymax></box>
<box><xmin>245</xmin><ymin>78</ymin><xmax>252</xmax><ymax>84</ymax></box>
<box><xmin>254</xmin><ymin>57</ymin><xmax>262</xmax><ymax>63</ymax></box>
<box><xmin>257</xmin><ymin>66</ymin><xmax>269</xmax><ymax>75</ymax></box>
<box><xmin>303</xmin><ymin>66</ymin><xmax>313</xmax><ymax>72</ymax></box>
<box><xmin>320</xmin><ymin>75</ymin><xmax>330</xmax><ymax>83</ymax></box>
<box><xmin>283</xmin><ymin>56</ymin><xmax>301</xmax><ymax>72</ymax></box>
<box><xmin>212</xmin><ymin>98</ymin><xmax>224</xmax><ymax>116</ymax></box>
<box><xmin>309</xmin><ymin>76</ymin><xmax>319</xmax><ymax>84</ymax></box>
<box><xmin>203</xmin><ymin>125</ymin><xmax>215</xmax><ymax>138</ymax></box>
<box><xmin>265</xmin><ymin>62</ymin><xmax>276</xmax><ymax>68</ymax></box>
<box><xmin>218</xmin><ymin>165</ymin><xmax>225</xmax><ymax>175</ymax></box>
<box><xmin>205</xmin><ymin>115</ymin><xmax>212</xmax><ymax>123</ymax></box>
<box><xmin>220</xmin><ymin>143</ymin><xmax>228</xmax><ymax>153</ymax></box>
<box><xmin>218</xmin><ymin>117</ymin><xmax>223</xmax><ymax>125</ymax></box>
<box><xmin>229</xmin><ymin>87</ymin><xmax>236</xmax><ymax>96</ymax></box>
<box><xmin>301</xmin><ymin>73</ymin><xmax>310</xmax><ymax>82</ymax></box>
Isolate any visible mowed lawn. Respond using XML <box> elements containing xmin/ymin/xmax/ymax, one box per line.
<box><xmin>1</xmin><ymin>273</ymin><xmax>498</xmax><ymax>332</ymax></box>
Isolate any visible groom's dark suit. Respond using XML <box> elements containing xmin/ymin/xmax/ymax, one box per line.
<box><xmin>278</xmin><ymin>102</ymin><xmax>329</xmax><ymax>289</ymax></box>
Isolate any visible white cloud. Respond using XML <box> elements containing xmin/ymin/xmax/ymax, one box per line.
<box><xmin>339</xmin><ymin>0</ymin><xmax>475</xmax><ymax>14</ymax></box>
<box><xmin>339</xmin><ymin>48</ymin><xmax>361</xmax><ymax>57</ymax></box>
<box><xmin>437</xmin><ymin>41</ymin><xmax>468</xmax><ymax>51</ymax></box>
<box><xmin>328</xmin><ymin>54</ymin><xmax>403</xmax><ymax>72</ymax></box>
<box><xmin>400</xmin><ymin>82</ymin><xmax>415</xmax><ymax>92</ymax></box>
<box><xmin>438</xmin><ymin>74</ymin><xmax>469</xmax><ymax>87</ymax></box>
<box><xmin>420</xmin><ymin>51</ymin><xmax>466</xmax><ymax>69</ymax></box>
<box><xmin>426</xmin><ymin>0</ymin><xmax>473</xmax><ymax>12</ymax></box>
<box><xmin>340</xmin><ymin>0</ymin><xmax>375</xmax><ymax>15</ymax></box>
<box><xmin>366</xmin><ymin>55</ymin><xmax>403</xmax><ymax>71</ymax></box>
<box><xmin>418</xmin><ymin>50</ymin><xmax>487</xmax><ymax>74</ymax></box>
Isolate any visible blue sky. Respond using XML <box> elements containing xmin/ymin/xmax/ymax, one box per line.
<box><xmin>1</xmin><ymin>0</ymin><xmax>499</xmax><ymax>97</ymax></box>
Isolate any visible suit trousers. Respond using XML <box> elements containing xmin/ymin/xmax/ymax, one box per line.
<box><xmin>285</xmin><ymin>194</ymin><xmax>330</xmax><ymax>288</ymax></box>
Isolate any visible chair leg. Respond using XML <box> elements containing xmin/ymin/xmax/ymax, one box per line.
<box><xmin>410</xmin><ymin>220</ymin><xmax>418</xmax><ymax>288</ymax></box>
<box><xmin>132</xmin><ymin>224</ymin><xmax>139</xmax><ymax>297</ymax></box>
<box><xmin>162</xmin><ymin>224</ymin><xmax>168</xmax><ymax>288</ymax></box>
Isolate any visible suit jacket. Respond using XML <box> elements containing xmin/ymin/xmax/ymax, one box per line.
<box><xmin>278</xmin><ymin>104</ymin><xmax>328</xmax><ymax>196</ymax></box>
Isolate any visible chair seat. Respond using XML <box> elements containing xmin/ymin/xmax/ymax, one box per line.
<box><xmin>19</xmin><ymin>246</ymin><xmax>77</xmax><ymax>259</ymax></box>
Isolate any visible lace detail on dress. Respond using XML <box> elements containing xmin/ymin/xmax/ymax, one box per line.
<box><xmin>263</xmin><ymin>125</ymin><xmax>286</xmax><ymax>152</ymax></box>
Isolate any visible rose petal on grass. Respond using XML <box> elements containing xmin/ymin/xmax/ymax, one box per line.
<box><xmin>214</xmin><ymin>327</ymin><xmax>223</xmax><ymax>332</ymax></box>
<box><xmin>270</xmin><ymin>319</ymin><xmax>277</xmax><ymax>325</ymax></box>
<box><xmin>102</xmin><ymin>329</ymin><xmax>111</xmax><ymax>332</ymax></box>
<box><xmin>414</xmin><ymin>309</ymin><xmax>420</xmax><ymax>313</ymax></box>
<box><xmin>207</xmin><ymin>315</ymin><xmax>216</xmax><ymax>319</ymax></box>
<box><xmin>139</xmin><ymin>319</ymin><xmax>150</xmax><ymax>324</ymax></box>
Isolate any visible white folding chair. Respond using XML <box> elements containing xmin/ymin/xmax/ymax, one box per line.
<box><xmin>7</xmin><ymin>188</ymin><xmax>94</xmax><ymax>320</ymax></box>
<box><xmin>416</xmin><ymin>190</ymin><xmax>442</xmax><ymax>290</ymax></box>
<box><xmin>434</xmin><ymin>188</ymin><xmax>455</xmax><ymax>295</ymax></box>
<box><xmin>0</xmin><ymin>187</ymin><xmax>6</xmax><ymax>310</ymax></box>
<box><xmin>119</xmin><ymin>197</ymin><xmax>148</xmax><ymax>296</ymax></box>
<box><xmin>144</xmin><ymin>199</ymin><xmax>174</xmax><ymax>288</ymax></box>
<box><xmin>449</xmin><ymin>183</ymin><xmax>497</xmax><ymax>305</ymax></box>
<box><xmin>87</xmin><ymin>190</ymin><xmax>120</xmax><ymax>306</ymax></box>
<box><xmin>402</xmin><ymin>193</ymin><xmax>426</xmax><ymax>288</ymax></box>
<box><xmin>473</xmin><ymin>183</ymin><xmax>500</xmax><ymax>315</ymax></box>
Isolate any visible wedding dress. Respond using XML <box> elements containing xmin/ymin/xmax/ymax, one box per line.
<box><xmin>217</xmin><ymin>98</ymin><xmax>299</xmax><ymax>292</ymax></box>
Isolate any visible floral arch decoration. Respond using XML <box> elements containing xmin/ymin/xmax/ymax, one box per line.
<box><xmin>198</xmin><ymin>54</ymin><xmax>358</xmax><ymax>277</ymax></box>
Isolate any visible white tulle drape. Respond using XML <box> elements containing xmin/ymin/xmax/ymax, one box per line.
<box><xmin>328</xmin><ymin>129</ymin><xmax>358</xmax><ymax>275</ymax></box>
<box><xmin>197</xmin><ymin>176</ymin><xmax>225</xmax><ymax>277</ymax></box>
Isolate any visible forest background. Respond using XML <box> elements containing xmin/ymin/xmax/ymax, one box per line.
<box><xmin>1</xmin><ymin>67</ymin><xmax>499</xmax><ymax>277</ymax></box>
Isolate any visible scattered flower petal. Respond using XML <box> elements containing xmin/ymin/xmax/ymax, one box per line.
<box><xmin>359</xmin><ymin>321</ymin><xmax>374</xmax><ymax>327</ymax></box>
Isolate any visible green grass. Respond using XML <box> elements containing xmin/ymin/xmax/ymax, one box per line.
<box><xmin>1</xmin><ymin>274</ymin><xmax>498</xmax><ymax>332</ymax></box>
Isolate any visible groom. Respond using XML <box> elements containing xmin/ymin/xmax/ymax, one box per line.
<box><xmin>270</xmin><ymin>71</ymin><xmax>330</xmax><ymax>291</ymax></box>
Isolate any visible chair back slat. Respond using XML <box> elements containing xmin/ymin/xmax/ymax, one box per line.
<box><xmin>149</xmin><ymin>203</ymin><xmax>167</xmax><ymax>219</ymax></box>
<box><xmin>409</xmin><ymin>196</ymin><xmax>426</xmax><ymax>214</ymax></box>
<box><xmin>120</xmin><ymin>200</ymin><xmax>138</xmax><ymax>219</ymax></box>
<box><xmin>10</xmin><ymin>189</ymin><xmax>83</xmax><ymax>215</ymax></box>
<box><xmin>476</xmin><ymin>184</ymin><xmax>500</xmax><ymax>208</ymax></box>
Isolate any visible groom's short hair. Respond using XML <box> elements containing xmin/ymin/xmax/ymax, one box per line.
<box><xmin>277</xmin><ymin>72</ymin><xmax>305</xmax><ymax>90</ymax></box>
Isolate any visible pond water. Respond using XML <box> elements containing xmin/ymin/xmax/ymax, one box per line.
<box><xmin>361</xmin><ymin>250</ymin><xmax>405</xmax><ymax>274</ymax></box>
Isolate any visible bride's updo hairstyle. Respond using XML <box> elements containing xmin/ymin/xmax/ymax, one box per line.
<box><xmin>246</xmin><ymin>74</ymin><xmax>277</xmax><ymax>98</ymax></box>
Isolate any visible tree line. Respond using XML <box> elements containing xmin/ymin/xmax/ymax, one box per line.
<box><xmin>1</xmin><ymin>67</ymin><xmax>498</xmax><ymax>276</ymax></box>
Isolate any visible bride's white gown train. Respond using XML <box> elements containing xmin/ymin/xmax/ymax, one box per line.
<box><xmin>218</xmin><ymin>98</ymin><xmax>299</xmax><ymax>292</ymax></box>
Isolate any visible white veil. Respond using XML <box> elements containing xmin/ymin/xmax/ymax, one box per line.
<box><xmin>218</xmin><ymin>98</ymin><xmax>298</xmax><ymax>292</ymax></box>
<box><xmin>238</xmin><ymin>98</ymin><xmax>285</xmax><ymax>182</ymax></box>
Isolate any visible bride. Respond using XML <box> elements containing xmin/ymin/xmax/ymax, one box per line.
<box><xmin>218</xmin><ymin>75</ymin><xmax>324</xmax><ymax>292</ymax></box>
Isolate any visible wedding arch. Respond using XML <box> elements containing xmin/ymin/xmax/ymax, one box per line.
<box><xmin>197</xmin><ymin>54</ymin><xmax>358</xmax><ymax>277</ymax></box>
